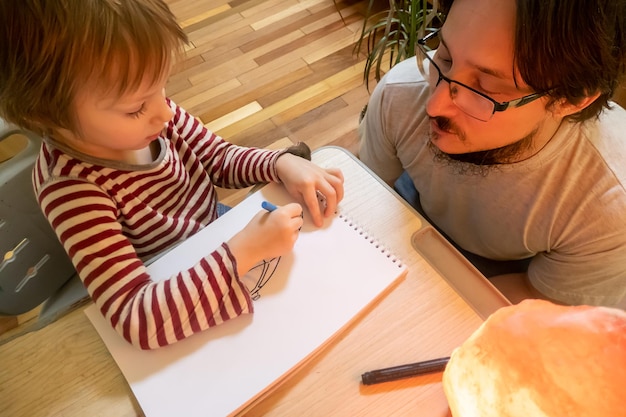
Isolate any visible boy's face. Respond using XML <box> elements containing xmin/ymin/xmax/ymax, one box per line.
<box><xmin>425</xmin><ymin>0</ymin><xmax>561</xmax><ymax>163</ymax></box>
<box><xmin>60</xmin><ymin>70</ymin><xmax>174</xmax><ymax>162</ymax></box>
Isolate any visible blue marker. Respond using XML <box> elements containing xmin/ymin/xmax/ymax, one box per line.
<box><xmin>261</xmin><ymin>201</ymin><xmax>277</xmax><ymax>212</ymax></box>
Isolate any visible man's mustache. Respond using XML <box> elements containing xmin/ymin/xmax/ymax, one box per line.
<box><xmin>431</xmin><ymin>116</ymin><xmax>458</xmax><ymax>135</ymax></box>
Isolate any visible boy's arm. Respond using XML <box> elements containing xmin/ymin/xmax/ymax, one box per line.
<box><xmin>37</xmin><ymin>179</ymin><xmax>253</xmax><ymax>349</ymax></box>
<box><xmin>166</xmin><ymin>99</ymin><xmax>285</xmax><ymax>188</ymax></box>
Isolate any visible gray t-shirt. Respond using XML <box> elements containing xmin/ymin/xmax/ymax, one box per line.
<box><xmin>359</xmin><ymin>58</ymin><xmax>626</xmax><ymax>307</ymax></box>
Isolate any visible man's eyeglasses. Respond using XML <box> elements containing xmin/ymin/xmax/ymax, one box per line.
<box><xmin>416</xmin><ymin>29</ymin><xmax>546</xmax><ymax>122</ymax></box>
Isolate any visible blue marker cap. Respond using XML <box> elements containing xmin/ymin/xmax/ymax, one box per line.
<box><xmin>261</xmin><ymin>201</ymin><xmax>277</xmax><ymax>212</ymax></box>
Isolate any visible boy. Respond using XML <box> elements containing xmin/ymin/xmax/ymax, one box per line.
<box><xmin>0</xmin><ymin>0</ymin><xmax>344</xmax><ymax>349</ymax></box>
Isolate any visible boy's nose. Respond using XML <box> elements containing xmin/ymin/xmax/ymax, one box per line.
<box><xmin>154</xmin><ymin>97</ymin><xmax>174</xmax><ymax>125</ymax></box>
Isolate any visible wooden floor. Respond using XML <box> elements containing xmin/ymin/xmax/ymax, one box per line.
<box><xmin>165</xmin><ymin>0</ymin><xmax>373</xmax><ymax>155</ymax></box>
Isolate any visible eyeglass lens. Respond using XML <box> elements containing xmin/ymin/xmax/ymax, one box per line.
<box><xmin>417</xmin><ymin>35</ymin><xmax>496</xmax><ymax>121</ymax></box>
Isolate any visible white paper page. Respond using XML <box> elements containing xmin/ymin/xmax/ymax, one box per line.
<box><xmin>85</xmin><ymin>182</ymin><xmax>406</xmax><ymax>417</ymax></box>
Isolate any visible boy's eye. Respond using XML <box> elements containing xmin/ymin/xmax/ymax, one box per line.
<box><xmin>127</xmin><ymin>103</ymin><xmax>146</xmax><ymax>118</ymax></box>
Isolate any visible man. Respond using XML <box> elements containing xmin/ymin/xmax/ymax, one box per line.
<box><xmin>359</xmin><ymin>0</ymin><xmax>626</xmax><ymax>308</ymax></box>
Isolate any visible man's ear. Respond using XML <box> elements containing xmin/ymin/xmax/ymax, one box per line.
<box><xmin>552</xmin><ymin>92</ymin><xmax>601</xmax><ymax>118</ymax></box>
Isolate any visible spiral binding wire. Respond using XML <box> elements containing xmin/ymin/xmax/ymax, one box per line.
<box><xmin>337</xmin><ymin>213</ymin><xmax>404</xmax><ymax>268</ymax></box>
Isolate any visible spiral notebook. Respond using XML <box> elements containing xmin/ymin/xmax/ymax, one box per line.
<box><xmin>85</xmin><ymin>182</ymin><xmax>407</xmax><ymax>417</ymax></box>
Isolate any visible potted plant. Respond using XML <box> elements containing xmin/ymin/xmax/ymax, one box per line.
<box><xmin>353</xmin><ymin>0</ymin><xmax>445</xmax><ymax>89</ymax></box>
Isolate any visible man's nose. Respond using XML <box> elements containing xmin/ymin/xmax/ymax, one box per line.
<box><xmin>426</xmin><ymin>76</ymin><xmax>456</xmax><ymax>118</ymax></box>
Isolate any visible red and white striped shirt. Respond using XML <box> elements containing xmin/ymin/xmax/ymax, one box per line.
<box><xmin>33</xmin><ymin>100</ymin><xmax>283</xmax><ymax>349</ymax></box>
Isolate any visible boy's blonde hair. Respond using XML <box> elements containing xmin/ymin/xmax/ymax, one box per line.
<box><xmin>0</xmin><ymin>0</ymin><xmax>188</xmax><ymax>137</ymax></box>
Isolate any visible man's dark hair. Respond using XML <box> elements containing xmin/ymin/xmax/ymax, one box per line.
<box><xmin>441</xmin><ymin>0</ymin><xmax>626</xmax><ymax>121</ymax></box>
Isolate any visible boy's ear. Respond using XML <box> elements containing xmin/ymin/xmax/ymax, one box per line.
<box><xmin>553</xmin><ymin>92</ymin><xmax>601</xmax><ymax>118</ymax></box>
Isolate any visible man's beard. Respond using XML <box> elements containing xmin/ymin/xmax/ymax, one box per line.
<box><xmin>428</xmin><ymin>116</ymin><xmax>537</xmax><ymax>176</ymax></box>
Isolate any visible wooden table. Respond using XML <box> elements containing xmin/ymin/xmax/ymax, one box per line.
<box><xmin>0</xmin><ymin>147</ymin><xmax>509</xmax><ymax>417</ymax></box>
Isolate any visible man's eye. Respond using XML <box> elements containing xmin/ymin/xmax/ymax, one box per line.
<box><xmin>477</xmin><ymin>81</ymin><xmax>515</xmax><ymax>98</ymax></box>
<box><xmin>434</xmin><ymin>55</ymin><xmax>452</xmax><ymax>70</ymax></box>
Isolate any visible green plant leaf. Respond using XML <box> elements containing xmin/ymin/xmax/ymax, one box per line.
<box><xmin>353</xmin><ymin>0</ymin><xmax>445</xmax><ymax>90</ymax></box>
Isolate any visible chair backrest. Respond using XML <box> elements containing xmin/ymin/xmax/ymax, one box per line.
<box><xmin>0</xmin><ymin>119</ymin><xmax>77</xmax><ymax>315</ymax></box>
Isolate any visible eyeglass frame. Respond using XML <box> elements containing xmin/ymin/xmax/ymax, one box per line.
<box><xmin>416</xmin><ymin>29</ymin><xmax>547</xmax><ymax>121</ymax></box>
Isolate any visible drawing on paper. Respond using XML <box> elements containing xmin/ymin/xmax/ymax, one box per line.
<box><xmin>243</xmin><ymin>256</ymin><xmax>281</xmax><ymax>300</ymax></box>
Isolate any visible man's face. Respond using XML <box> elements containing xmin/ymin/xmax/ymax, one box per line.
<box><xmin>426</xmin><ymin>0</ymin><xmax>560</xmax><ymax>164</ymax></box>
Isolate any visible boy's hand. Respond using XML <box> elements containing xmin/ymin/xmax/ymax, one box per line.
<box><xmin>227</xmin><ymin>203</ymin><xmax>303</xmax><ymax>276</ymax></box>
<box><xmin>275</xmin><ymin>153</ymin><xmax>344</xmax><ymax>227</ymax></box>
